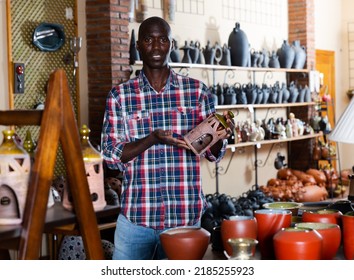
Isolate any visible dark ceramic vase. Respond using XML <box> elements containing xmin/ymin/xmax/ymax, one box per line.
<box><xmin>129</xmin><ymin>29</ymin><xmax>140</xmax><ymax>65</ymax></box>
<box><xmin>170</xmin><ymin>38</ymin><xmax>181</xmax><ymax>63</ymax></box>
<box><xmin>277</xmin><ymin>40</ymin><xmax>295</xmax><ymax>69</ymax></box>
<box><xmin>180</xmin><ymin>41</ymin><xmax>192</xmax><ymax>64</ymax></box>
<box><xmin>269</xmin><ymin>50</ymin><xmax>280</xmax><ymax>68</ymax></box>
<box><xmin>203</xmin><ymin>40</ymin><xmax>215</xmax><ymax>65</ymax></box>
<box><xmin>235</xmin><ymin>83</ymin><xmax>247</xmax><ymax>104</ymax></box>
<box><xmin>189</xmin><ymin>41</ymin><xmax>199</xmax><ymax>64</ymax></box>
<box><xmin>220</xmin><ymin>43</ymin><xmax>231</xmax><ymax>66</ymax></box>
<box><xmin>228</xmin><ymin>22</ymin><xmax>250</xmax><ymax>67</ymax></box>
<box><xmin>292</xmin><ymin>40</ymin><xmax>307</xmax><ymax>69</ymax></box>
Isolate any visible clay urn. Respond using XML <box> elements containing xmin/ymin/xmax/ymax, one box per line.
<box><xmin>273</xmin><ymin>227</ymin><xmax>322</xmax><ymax>260</ymax></box>
<box><xmin>296</xmin><ymin>222</ymin><xmax>341</xmax><ymax>259</ymax></box>
<box><xmin>160</xmin><ymin>226</ymin><xmax>210</xmax><ymax>260</ymax></box>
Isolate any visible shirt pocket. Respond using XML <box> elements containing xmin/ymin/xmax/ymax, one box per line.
<box><xmin>124</xmin><ymin>110</ymin><xmax>152</xmax><ymax>140</ymax></box>
<box><xmin>169</xmin><ymin>106</ymin><xmax>199</xmax><ymax>136</ymax></box>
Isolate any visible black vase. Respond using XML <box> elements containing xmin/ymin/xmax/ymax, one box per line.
<box><xmin>129</xmin><ymin>29</ymin><xmax>140</xmax><ymax>65</ymax></box>
<box><xmin>228</xmin><ymin>22</ymin><xmax>250</xmax><ymax>67</ymax></box>
<box><xmin>277</xmin><ymin>40</ymin><xmax>295</xmax><ymax>69</ymax></box>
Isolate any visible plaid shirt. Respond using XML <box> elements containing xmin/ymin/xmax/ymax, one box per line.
<box><xmin>101</xmin><ymin>68</ymin><xmax>227</xmax><ymax>229</ymax></box>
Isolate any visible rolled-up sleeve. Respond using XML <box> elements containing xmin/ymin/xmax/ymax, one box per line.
<box><xmin>101</xmin><ymin>88</ymin><xmax>128</xmax><ymax>172</ymax></box>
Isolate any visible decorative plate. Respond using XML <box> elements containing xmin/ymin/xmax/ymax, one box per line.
<box><xmin>32</xmin><ymin>22</ymin><xmax>65</xmax><ymax>52</ymax></box>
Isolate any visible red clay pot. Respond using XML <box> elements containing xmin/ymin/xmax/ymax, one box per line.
<box><xmin>159</xmin><ymin>226</ymin><xmax>210</xmax><ymax>260</ymax></box>
<box><xmin>221</xmin><ymin>216</ymin><xmax>257</xmax><ymax>257</ymax></box>
<box><xmin>342</xmin><ymin>211</ymin><xmax>354</xmax><ymax>260</ymax></box>
<box><xmin>296</xmin><ymin>222</ymin><xmax>341</xmax><ymax>259</ymax></box>
<box><xmin>302</xmin><ymin>209</ymin><xmax>343</xmax><ymax>226</ymax></box>
<box><xmin>254</xmin><ymin>209</ymin><xmax>292</xmax><ymax>259</ymax></box>
<box><xmin>273</xmin><ymin>227</ymin><xmax>322</xmax><ymax>260</ymax></box>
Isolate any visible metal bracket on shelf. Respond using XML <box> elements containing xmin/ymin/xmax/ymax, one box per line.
<box><xmin>262</xmin><ymin>70</ymin><xmax>274</xmax><ymax>84</ymax></box>
<box><xmin>177</xmin><ymin>67</ymin><xmax>190</xmax><ymax>76</ymax></box>
<box><xmin>223</xmin><ymin>69</ymin><xmax>236</xmax><ymax>85</ymax></box>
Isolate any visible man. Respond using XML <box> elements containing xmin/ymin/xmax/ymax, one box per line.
<box><xmin>101</xmin><ymin>16</ymin><xmax>233</xmax><ymax>260</ymax></box>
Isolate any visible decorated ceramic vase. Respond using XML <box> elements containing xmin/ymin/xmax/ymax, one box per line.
<box><xmin>277</xmin><ymin>40</ymin><xmax>295</xmax><ymax>69</ymax></box>
<box><xmin>0</xmin><ymin>129</ymin><xmax>31</xmax><ymax>225</ymax></box>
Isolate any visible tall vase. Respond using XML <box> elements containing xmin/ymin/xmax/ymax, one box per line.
<box><xmin>0</xmin><ymin>129</ymin><xmax>30</xmax><ymax>225</ymax></box>
<box><xmin>129</xmin><ymin>29</ymin><xmax>140</xmax><ymax>65</ymax></box>
<box><xmin>62</xmin><ymin>125</ymin><xmax>106</xmax><ymax>211</ymax></box>
<box><xmin>228</xmin><ymin>22</ymin><xmax>250</xmax><ymax>67</ymax></box>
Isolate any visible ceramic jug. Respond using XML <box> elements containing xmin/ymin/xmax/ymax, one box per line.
<box><xmin>292</xmin><ymin>40</ymin><xmax>307</xmax><ymax>69</ymax></box>
<box><xmin>220</xmin><ymin>43</ymin><xmax>231</xmax><ymax>66</ymax></box>
<box><xmin>277</xmin><ymin>40</ymin><xmax>295</xmax><ymax>69</ymax></box>
<box><xmin>180</xmin><ymin>41</ymin><xmax>192</xmax><ymax>64</ymax></box>
<box><xmin>129</xmin><ymin>29</ymin><xmax>140</xmax><ymax>64</ymax></box>
<box><xmin>269</xmin><ymin>50</ymin><xmax>280</xmax><ymax>68</ymax></box>
<box><xmin>203</xmin><ymin>40</ymin><xmax>215</xmax><ymax>65</ymax></box>
<box><xmin>170</xmin><ymin>38</ymin><xmax>181</xmax><ymax>62</ymax></box>
<box><xmin>228</xmin><ymin>22</ymin><xmax>250</xmax><ymax>67</ymax></box>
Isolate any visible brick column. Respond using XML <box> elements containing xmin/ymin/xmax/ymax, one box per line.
<box><xmin>86</xmin><ymin>0</ymin><xmax>131</xmax><ymax>145</ymax></box>
<box><xmin>288</xmin><ymin>0</ymin><xmax>316</xmax><ymax>170</ymax></box>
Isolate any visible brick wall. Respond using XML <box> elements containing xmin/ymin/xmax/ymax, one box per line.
<box><xmin>86</xmin><ymin>0</ymin><xmax>131</xmax><ymax>145</ymax></box>
<box><xmin>288</xmin><ymin>0</ymin><xmax>316</xmax><ymax>170</ymax></box>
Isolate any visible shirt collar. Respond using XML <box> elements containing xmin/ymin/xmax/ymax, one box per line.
<box><xmin>138</xmin><ymin>67</ymin><xmax>180</xmax><ymax>91</ymax></box>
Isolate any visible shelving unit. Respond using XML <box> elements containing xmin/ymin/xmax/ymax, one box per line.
<box><xmin>133</xmin><ymin>61</ymin><xmax>315</xmax><ymax>192</ymax></box>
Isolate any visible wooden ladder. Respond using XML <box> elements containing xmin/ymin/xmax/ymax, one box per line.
<box><xmin>0</xmin><ymin>69</ymin><xmax>104</xmax><ymax>259</ymax></box>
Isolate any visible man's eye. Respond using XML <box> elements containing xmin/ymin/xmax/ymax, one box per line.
<box><xmin>144</xmin><ymin>38</ymin><xmax>152</xmax><ymax>43</ymax></box>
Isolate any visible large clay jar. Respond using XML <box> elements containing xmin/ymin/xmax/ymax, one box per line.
<box><xmin>342</xmin><ymin>211</ymin><xmax>354</xmax><ymax>260</ymax></box>
<box><xmin>296</xmin><ymin>222</ymin><xmax>341</xmax><ymax>259</ymax></box>
<box><xmin>302</xmin><ymin>209</ymin><xmax>343</xmax><ymax>226</ymax></box>
<box><xmin>254</xmin><ymin>209</ymin><xmax>292</xmax><ymax>259</ymax></box>
<box><xmin>228</xmin><ymin>22</ymin><xmax>250</xmax><ymax>67</ymax></box>
<box><xmin>273</xmin><ymin>227</ymin><xmax>322</xmax><ymax>260</ymax></box>
<box><xmin>297</xmin><ymin>185</ymin><xmax>328</xmax><ymax>202</ymax></box>
<box><xmin>221</xmin><ymin>216</ymin><xmax>257</xmax><ymax>257</ymax></box>
<box><xmin>159</xmin><ymin>227</ymin><xmax>210</xmax><ymax>260</ymax></box>
<box><xmin>277</xmin><ymin>40</ymin><xmax>295</xmax><ymax>69</ymax></box>
<box><xmin>291</xmin><ymin>40</ymin><xmax>307</xmax><ymax>69</ymax></box>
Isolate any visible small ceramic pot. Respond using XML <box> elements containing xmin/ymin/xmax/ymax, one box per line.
<box><xmin>342</xmin><ymin>211</ymin><xmax>354</xmax><ymax>260</ymax></box>
<box><xmin>296</xmin><ymin>222</ymin><xmax>341</xmax><ymax>259</ymax></box>
<box><xmin>221</xmin><ymin>216</ymin><xmax>257</xmax><ymax>257</ymax></box>
<box><xmin>254</xmin><ymin>209</ymin><xmax>292</xmax><ymax>259</ymax></box>
<box><xmin>263</xmin><ymin>202</ymin><xmax>303</xmax><ymax>216</ymax></box>
<box><xmin>159</xmin><ymin>226</ymin><xmax>210</xmax><ymax>260</ymax></box>
<box><xmin>302</xmin><ymin>209</ymin><xmax>343</xmax><ymax>227</ymax></box>
<box><xmin>273</xmin><ymin>227</ymin><xmax>322</xmax><ymax>260</ymax></box>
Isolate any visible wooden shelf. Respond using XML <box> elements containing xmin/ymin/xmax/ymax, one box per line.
<box><xmin>226</xmin><ymin>132</ymin><xmax>323</xmax><ymax>149</ymax></box>
<box><xmin>134</xmin><ymin>60</ymin><xmax>309</xmax><ymax>73</ymax></box>
<box><xmin>216</xmin><ymin>102</ymin><xmax>316</xmax><ymax>110</ymax></box>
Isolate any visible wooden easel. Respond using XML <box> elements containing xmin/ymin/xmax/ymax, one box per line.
<box><xmin>0</xmin><ymin>69</ymin><xmax>104</xmax><ymax>259</ymax></box>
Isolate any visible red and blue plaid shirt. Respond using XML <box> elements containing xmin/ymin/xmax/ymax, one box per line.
<box><xmin>101</xmin><ymin>68</ymin><xmax>227</xmax><ymax>229</ymax></box>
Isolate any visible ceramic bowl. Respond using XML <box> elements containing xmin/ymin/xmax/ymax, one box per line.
<box><xmin>263</xmin><ymin>202</ymin><xmax>303</xmax><ymax>216</ymax></box>
<box><xmin>159</xmin><ymin>226</ymin><xmax>210</xmax><ymax>260</ymax></box>
<box><xmin>296</xmin><ymin>222</ymin><xmax>341</xmax><ymax>259</ymax></box>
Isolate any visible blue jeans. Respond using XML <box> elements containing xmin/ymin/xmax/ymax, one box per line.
<box><xmin>112</xmin><ymin>214</ymin><xmax>167</xmax><ymax>260</ymax></box>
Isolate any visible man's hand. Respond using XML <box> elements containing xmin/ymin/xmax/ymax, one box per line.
<box><xmin>152</xmin><ymin>129</ymin><xmax>190</xmax><ymax>150</ymax></box>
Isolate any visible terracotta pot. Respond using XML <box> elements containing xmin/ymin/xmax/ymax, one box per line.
<box><xmin>342</xmin><ymin>211</ymin><xmax>354</xmax><ymax>260</ymax></box>
<box><xmin>159</xmin><ymin>227</ymin><xmax>210</xmax><ymax>260</ymax></box>
<box><xmin>273</xmin><ymin>227</ymin><xmax>322</xmax><ymax>260</ymax></box>
<box><xmin>296</xmin><ymin>222</ymin><xmax>341</xmax><ymax>259</ymax></box>
<box><xmin>302</xmin><ymin>209</ymin><xmax>343</xmax><ymax>226</ymax></box>
<box><xmin>254</xmin><ymin>209</ymin><xmax>292</xmax><ymax>259</ymax></box>
<box><xmin>298</xmin><ymin>185</ymin><xmax>328</xmax><ymax>202</ymax></box>
<box><xmin>221</xmin><ymin>216</ymin><xmax>257</xmax><ymax>257</ymax></box>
